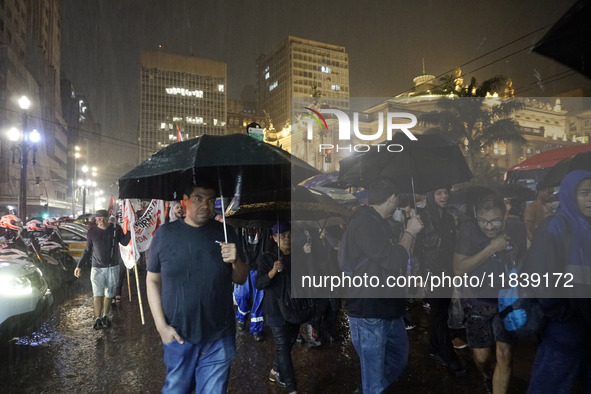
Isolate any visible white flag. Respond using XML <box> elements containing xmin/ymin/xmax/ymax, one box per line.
<box><xmin>120</xmin><ymin>199</ymin><xmax>140</xmax><ymax>269</ymax></box>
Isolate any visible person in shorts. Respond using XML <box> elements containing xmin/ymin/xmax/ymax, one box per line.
<box><xmin>454</xmin><ymin>195</ymin><xmax>526</xmax><ymax>394</ymax></box>
<box><xmin>75</xmin><ymin>209</ymin><xmax>131</xmax><ymax>329</ymax></box>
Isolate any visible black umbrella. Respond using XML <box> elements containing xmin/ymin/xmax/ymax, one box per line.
<box><xmin>532</xmin><ymin>0</ymin><xmax>591</xmax><ymax>79</ymax></box>
<box><xmin>495</xmin><ymin>184</ymin><xmax>536</xmax><ymax>202</ymax></box>
<box><xmin>450</xmin><ymin>186</ymin><xmax>496</xmax><ymax>206</ymax></box>
<box><xmin>118</xmin><ymin>134</ymin><xmax>320</xmax><ymax>201</ymax></box>
<box><xmin>540</xmin><ymin>150</ymin><xmax>591</xmax><ymax>187</ymax></box>
<box><xmin>338</xmin><ymin>133</ymin><xmax>473</xmax><ymax>194</ymax></box>
<box><xmin>225</xmin><ymin>185</ymin><xmax>350</xmax><ymax>229</ymax></box>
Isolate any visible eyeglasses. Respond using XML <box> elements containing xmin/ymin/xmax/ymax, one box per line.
<box><xmin>476</xmin><ymin>218</ymin><xmax>502</xmax><ymax>228</ymax></box>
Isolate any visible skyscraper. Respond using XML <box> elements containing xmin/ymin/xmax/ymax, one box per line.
<box><xmin>256</xmin><ymin>36</ymin><xmax>350</xmax><ymax>139</ymax></box>
<box><xmin>139</xmin><ymin>50</ymin><xmax>227</xmax><ymax>162</ymax></box>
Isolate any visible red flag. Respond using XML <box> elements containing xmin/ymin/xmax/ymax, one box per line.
<box><xmin>177</xmin><ymin>125</ymin><xmax>183</xmax><ymax>142</ymax></box>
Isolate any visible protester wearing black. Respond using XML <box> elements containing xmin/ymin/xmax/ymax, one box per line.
<box><xmin>415</xmin><ymin>188</ymin><xmax>466</xmax><ymax>376</ymax></box>
<box><xmin>341</xmin><ymin>178</ymin><xmax>423</xmax><ymax>394</ymax></box>
<box><xmin>74</xmin><ymin>209</ymin><xmax>131</xmax><ymax>329</ymax></box>
<box><xmin>255</xmin><ymin>221</ymin><xmax>298</xmax><ymax>394</ymax></box>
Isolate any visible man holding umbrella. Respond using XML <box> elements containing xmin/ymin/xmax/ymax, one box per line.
<box><xmin>341</xmin><ymin>177</ymin><xmax>424</xmax><ymax>394</ymax></box>
<box><xmin>146</xmin><ymin>178</ymin><xmax>248</xmax><ymax>394</ymax></box>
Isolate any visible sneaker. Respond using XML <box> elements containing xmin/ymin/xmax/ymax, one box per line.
<box><xmin>306</xmin><ymin>324</ymin><xmax>322</xmax><ymax>347</ymax></box>
<box><xmin>93</xmin><ymin>317</ymin><xmax>104</xmax><ymax>330</ymax></box>
<box><xmin>253</xmin><ymin>332</ymin><xmax>264</xmax><ymax>342</ymax></box>
<box><xmin>482</xmin><ymin>377</ymin><xmax>493</xmax><ymax>394</ymax></box>
<box><xmin>452</xmin><ymin>337</ymin><xmax>468</xmax><ymax>349</ymax></box>
<box><xmin>404</xmin><ymin>318</ymin><xmax>416</xmax><ymax>331</ymax></box>
<box><xmin>268</xmin><ymin>369</ymin><xmax>286</xmax><ymax>387</ymax></box>
<box><xmin>429</xmin><ymin>353</ymin><xmax>449</xmax><ymax>367</ymax></box>
<box><xmin>102</xmin><ymin>315</ymin><xmax>111</xmax><ymax>328</ymax></box>
<box><xmin>237</xmin><ymin>321</ymin><xmax>246</xmax><ymax>331</ymax></box>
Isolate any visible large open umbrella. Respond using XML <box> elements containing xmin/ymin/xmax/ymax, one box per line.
<box><xmin>118</xmin><ymin>134</ymin><xmax>320</xmax><ymax>201</ymax></box>
<box><xmin>532</xmin><ymin>0</ymin><xmax>591</xmax><ymax>79</ymax></box>
<box><xmin>225</xmin><ymin>185</ymin><xmax>350</xmax><ymax>229</ymax></box>
<box><xmin>338</xmin><ymin>133</ymin><xmax>473</xmax><ymax>194</ymax></box>
<box><xmin>540</xmin><ymin>150</ymin><xmax>591</xmax><ymax>187</ymax></box>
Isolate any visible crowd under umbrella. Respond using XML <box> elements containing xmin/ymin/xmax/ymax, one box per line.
<box><xmin>338</xmin><ymin>132</ymin><xmax>473</xmax><ymax>205</ymax></box>
<box><xmin>118</xmin><ymin>134</ymin><xmax>321</xmax><ymax>241</ymax></box>
<box><xmin>225</xmin><ymin>185</ymin><xmax>350</xmax><ymax>261</ymax></box>
<box><xmin>539</xmin><ymin>150</ymin><xmax>591</xmax><ymax>188</ymax></box>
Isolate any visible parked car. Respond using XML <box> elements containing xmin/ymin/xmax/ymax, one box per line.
<box><xmin>57</xmin><ymin>223</ymin><xmax>88</xmax><ymax>263</ymax></box>
<box><xmin>0</xmin><ymin>256</ymin><xmax>53</xmax><ymax>343</ymax></box>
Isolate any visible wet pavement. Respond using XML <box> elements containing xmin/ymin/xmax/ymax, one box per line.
<box><xmin>0</xmin><ymin>269</ymin><xmax>540</xmax><ymax>393</ymax></box>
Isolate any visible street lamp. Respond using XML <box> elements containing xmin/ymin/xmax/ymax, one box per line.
<box><xmin>72</xmin><ymin>146</ymin><xmax>81</xmax><ymax>217</ymax></box>
<box><xmin>8</xmin><ymin>95</ymin><xmax>40</xmax><ymax>220</ymax></box>
<box><xmin>78</xmin><ymin>165</ymin><xmax>97</xmax><ymax>215</ymax></box>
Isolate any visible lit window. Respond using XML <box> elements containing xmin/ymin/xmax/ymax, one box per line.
<box><xmin>165</xmin><ymin>87</ymin><xmax>203</xmax><ymax>98</ymax></box>
<box><xmin>218</xmin><ymin>84</ymin><xmax>224</xmax><ymax>92</ymax></box>
<box><xmin>331</xmin><ymin>84</ymin><xmax>341</xmax><ymax>91</ymax></box>
<box><xmin>160</xmin><ymin>123</ymin><xmax>166</xmax><ymax>129</ymax></box>
<box><xmin>214</xmin><ymin>119</ymin><xmax>218</xmax><ymax>126</ymax></box>
<box><xmin>321</xmin><ymin>66</ymin><xmax>331</xmax><ymax>73</ymax></box>
<box><xmin>269</xmin><ymin>81</ymin><xmax>278</xmax><ymax>91</ymax></box>
<box><xmin>265</xmin><ymin>72</ymin><xmax>270</xmax><ymax>80</ymax></box>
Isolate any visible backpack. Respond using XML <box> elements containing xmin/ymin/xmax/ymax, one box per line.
<box><xmin>498</xmin><ymin>214</ymin><xmax>571</xmax><ymax>337</ymax></box>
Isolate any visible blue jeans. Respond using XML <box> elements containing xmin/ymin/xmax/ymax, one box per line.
<box><xmin>349</xmin><ymin>316</ymin><xmax>409</xmax><ymax>394</ymax></box>
<box><xmin>528</xmin><ymin>320</ymin><xmax>591</xmax><ymax>394</ymax></box>
<box><xmin>162</xmin><ymin>335</ymin><xmax>236</xmax><ymax>394</ymax></box>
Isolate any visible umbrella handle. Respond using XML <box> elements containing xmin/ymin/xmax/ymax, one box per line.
<box><xmin>218</xmin><ymin>170</ymin><xmax>228</xmax><ymax>243</ymax></box>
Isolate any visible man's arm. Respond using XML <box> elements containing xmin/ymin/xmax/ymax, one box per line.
<box><xmin>146</xmin><ymin>271</ymin><xmax>184</xmax><ymax>343</ymax></box>
<box><xmin>220</xmin><ymin>242</ymin><xmax>248</xmax><ymax>284</ymax></box>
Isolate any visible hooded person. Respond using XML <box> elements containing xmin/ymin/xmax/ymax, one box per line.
<box><xmin>524</xmin><ymin>170</ymin><xmax>591</xmax><ymax>394</ymax></box>
<box><xmin>415</xmin><ymin>187</ymin><xmax>466</xmax><ymax>376</ymax></box>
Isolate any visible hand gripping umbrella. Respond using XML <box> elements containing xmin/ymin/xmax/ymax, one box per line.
<box><xmin>338</xmin><ymin>132</ymin><xmax>473</xmax><ymax>195</ymax></box>
<box><xmin>118</xmin><ymin>134</ymin><xmax>320</xmax><ymax>241</ymax></box>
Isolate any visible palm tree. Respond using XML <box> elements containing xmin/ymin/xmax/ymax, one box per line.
<box><xmin>420</xmin><ymin>79</ymin><xmax>525</xmax><ymax>180</ymax></box>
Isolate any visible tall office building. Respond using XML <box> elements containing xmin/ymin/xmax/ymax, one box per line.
<box><xmin>0</xmin><ymin>0</ymin><xmax>69</xmax><ymax>217</ymax></box>
<box><xmin>256</xmin><ymin>36</ymin><xmax>350</xmax><ymax>138</ymax></box>
<box><xmin>139</xmin><ymin>50</ymin><xmax>227</xmax><ymax>162</ymax></box>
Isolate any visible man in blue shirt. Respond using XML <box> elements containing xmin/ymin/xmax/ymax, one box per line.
<box><xmin>146</xmin><ymin>180</ymin><xmax>248</xmax><ymax>394</ymax></box>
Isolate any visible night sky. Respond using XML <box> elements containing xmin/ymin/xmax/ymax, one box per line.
<box><xmin>61</xmin><ymin>0</ymin><xmax>590</xmax><ymax>180</ymax></box>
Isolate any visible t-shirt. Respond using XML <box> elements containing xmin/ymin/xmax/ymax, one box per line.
<box><xmin>79</xmin><ymin>223</ymin><xmax>130</xmax><ymax>268</ymax></box>
<box><xmin>147</xmin><ymin>219</ymin><xmax>243</xmax><ymax>345</ymax></box>
<box><xmin>455</xmin><ymin>218</ymin><xmax>527</xmax><ymax>302</ymax></box>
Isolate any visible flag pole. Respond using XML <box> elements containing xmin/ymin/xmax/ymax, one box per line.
<box><xmin>126</xmin><ymin>268</ymin><xmax>131</xmax><ymax>301</ymax></box>
<box><xmin>134</xmin><ymin>262</ymin><xmax>145</xmax><ymax>324</ymax></box>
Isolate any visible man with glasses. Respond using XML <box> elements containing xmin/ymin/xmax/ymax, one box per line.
<box><xmin>74</xmin><ymin>209</ymin><xmax>131</xmax><ymax>329</ymax></box>
<box><xmin>454</xmin><ymin>195</ymin><xmax>527</xmax><ymax>394</ymax></box>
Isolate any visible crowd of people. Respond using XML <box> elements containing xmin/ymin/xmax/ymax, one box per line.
<box><xmin>62</xmin><ymin>169</ymin><xmax>591</xmax><ymax>394</ymax></box>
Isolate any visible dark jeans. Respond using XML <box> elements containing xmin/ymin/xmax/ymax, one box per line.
<box><xmin>429</xmin><ymin>297</ymin><xmax>459</xmax><ymax>364</ymax></box>
<box><xmin>270</xmin><ymin>323</ymin><xmax>300</xmax><ymax>391</ymax></box>
<box><xmin>528</xmin><ymin>320</ymin><xmax>591</xmax><ymax>394</ymax></box>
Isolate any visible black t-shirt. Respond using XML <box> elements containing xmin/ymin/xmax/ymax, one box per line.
<box><xmin>148</xmin><ymin>219</ymin><xmax>243</xmax><ymax>344</ymax></box>
<box><xmin>455</xmin><ymin>217</ymin><xmax>527</xmax><ymax>301</ymax></box>
<box><xmin>79</xmin><ymin>223</ymin><xmax>130</xmax><ymax>268</ymax></box>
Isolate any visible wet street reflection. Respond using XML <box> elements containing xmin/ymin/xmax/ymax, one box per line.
<box><xmin>1</xmin><ymin>269</ymin><xmax>537</xmax><ymax>393</ymax></box>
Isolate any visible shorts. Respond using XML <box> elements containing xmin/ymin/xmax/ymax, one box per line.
<box><xmin>90</xmin><ymin>266</ymin><xmax>120</xmax><ymax>298</ymax></box>
<box><xmin>465</xmin><ymin>302</ymin><xmax>517</xmax><ymax>348</ymax></box>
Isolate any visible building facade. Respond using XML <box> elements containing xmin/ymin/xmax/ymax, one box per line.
<box><xmin>139</xmin><ymin>50</ymin><xmax>227</xmax><ymax>162</ymax></box>
<box><xmin>256</xmin><ymin>36</ymin><xmax>350</xmax><ymax>143</ymax></box>
<box><xmin>0</xmin><ymin>0</ymin><xmax>69</xmax><ymax>218</ymax></box>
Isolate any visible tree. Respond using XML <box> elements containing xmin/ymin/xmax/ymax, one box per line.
<box><xmin>420</xmin><ymin>77</ymin><xmax>525</xmax><ymax>182</ymax></box>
